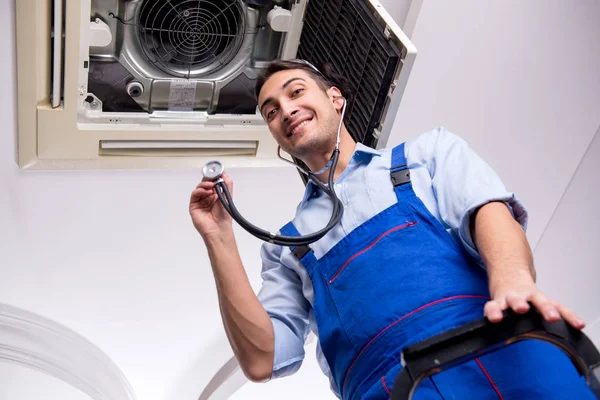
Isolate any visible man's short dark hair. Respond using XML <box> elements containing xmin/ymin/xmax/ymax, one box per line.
<box><xmin>254</xmin><ymin>59</ymin><xmax>354</xmax><ymax>116</ymax></box>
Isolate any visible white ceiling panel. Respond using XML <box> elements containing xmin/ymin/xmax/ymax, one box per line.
<box><xmin>389</xmin><ymin>0</ymin><xmax>600</xmax><ymax>248</ymax></box>
<box><xmin>0</xmin><ymin>163</ymin><xmax>304</xmax><ymax>400</ymax></box>
<box><xmin>231</xmin><ymin>339</ymin><xmax>336</xmax><ymax>400</ymax></box>
<box><xmin>0</xmin><ymin>363</ymin><xmax>90</xmax><ymax>400</ymax></box>
<box><xmin>377</xmin><ymin>0</ymin><xmax>413</xmax><ymax>29</ymax></box>
<box><xmin>534</xmin><ymin>126</ymin><xmax>600</xmax><ymax>345</ymax></box>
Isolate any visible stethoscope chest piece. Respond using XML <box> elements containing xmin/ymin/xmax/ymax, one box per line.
<box><xmin>202</xmin><ymin>160</ymin><xmax>224</xmax><ymax>181</ymax></box>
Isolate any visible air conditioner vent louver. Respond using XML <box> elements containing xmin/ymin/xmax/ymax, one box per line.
<box><xmin>297</xmin><ymin>0</ymin><xmax>401</xmax><ymax>148</ymax></box>
<box><xmin>137</xmin><ymin>0</ymin><xmax>246</xmax><ymax>78</ymax></box>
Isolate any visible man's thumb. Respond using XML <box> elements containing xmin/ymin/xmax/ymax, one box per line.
<box><xmin>221</xmin><ymin>172</ymin><xmax>233</xmax><ymax>195</ymax></box>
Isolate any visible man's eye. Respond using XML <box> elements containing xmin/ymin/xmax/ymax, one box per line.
<box><xmin>267</xmin><ymin>109</ymin><xmax>278</xmax><ymax>119</ymax></box>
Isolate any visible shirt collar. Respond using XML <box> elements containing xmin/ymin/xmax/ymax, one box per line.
<box><xmin>352</xmin><ymin>142</ymin><xmax>383</xmax><ymax>158</ymax></box>
<box><xmin>299</xmin><ymin>143</ymin><xmax>382</xmax><ymax>205</ymax></box>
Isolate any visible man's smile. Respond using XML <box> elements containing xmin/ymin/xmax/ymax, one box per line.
<box><xmin>286</xmin><ymin>115</ymin><xmax>314</xmax><ymax>137</ymax></box>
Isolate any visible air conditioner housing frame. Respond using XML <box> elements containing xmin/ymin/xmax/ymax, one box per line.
<box><xmin>15</xmin><ymin>0</ymin><xmax>417</xmax><ymax>171</ymax></box>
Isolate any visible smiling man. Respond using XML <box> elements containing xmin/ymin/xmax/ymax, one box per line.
<box><xmin>189</xmin><ymin>60</ymin><xmax>594</xmax><ymax>399</ymax></box>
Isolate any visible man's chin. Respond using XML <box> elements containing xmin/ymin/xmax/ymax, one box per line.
<box><xmin>287</xmin><ymin>133</ymin><xmax>333</xmax><ymax>158</ymax></box>
<box><xmin>283</xmin><ymin>133</ymin><xmax>309</xmax><ymax>152</ymax></box>
<box><xmin>279</xmin><ymin>144</ymin><xmax>308</xmax><ymax>162</ymax></box>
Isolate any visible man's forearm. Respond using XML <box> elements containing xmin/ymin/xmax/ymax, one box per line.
<box><xmin>204</xmin><ymin>231</ymin><xmax>274</xmax><ymax>382</ymax></box>
<box><xmin>471</xmin><ymin>201</ymin><xmax>536</xmax><ymax>289</ymax></box>
<box><xmin>471</xmin><ymin>201</ymin><xmax>586</xmax><ymax>329</ymax></box>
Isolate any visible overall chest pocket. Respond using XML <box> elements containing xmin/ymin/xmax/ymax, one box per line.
<box><xmin>317</xmin><ymin>218</ymin><xmax>423</xmax><ymax>345</ymax></box>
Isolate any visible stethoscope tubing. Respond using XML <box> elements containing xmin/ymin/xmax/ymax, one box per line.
<box><xmin>213</xmin><ymin>150</ymin><xmax>344</xmax><ymax>246</ymax></box>
<box><xmin>206</xmin><ymin>98</ymin><xmax>348</xmax><ymax>246</ymax></box>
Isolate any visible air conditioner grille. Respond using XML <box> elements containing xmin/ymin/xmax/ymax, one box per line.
<box><xmin>137</xmin><ymin>0</ymin><xmax>246</xmax><ymax>78</ymax></box>
<box><xmin>297</xmin><ymin>0</ymin><xmax>401</xmax><ymax>148</ymax></box>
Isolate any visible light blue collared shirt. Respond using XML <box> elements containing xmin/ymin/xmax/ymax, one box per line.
<box><xmin>256</xmin><ymin>126</ymin><xmax>528</xmax><ymax>396</ymax></box>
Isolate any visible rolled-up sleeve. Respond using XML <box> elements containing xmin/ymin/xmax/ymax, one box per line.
<box><xmin>257</xmin><ymin>242</ymin><xmax>311</xmax><ymax>379</ymax></box>
<box><xmin>419</xmin><ymin>126</ymin><xmax>529</xmax><ymax>265</ymax></box>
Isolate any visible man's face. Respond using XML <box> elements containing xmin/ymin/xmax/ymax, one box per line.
<box><xmin>258</xmin><ymin>69</ymin><xmax>342</xmax><ymax>160</ymax></box>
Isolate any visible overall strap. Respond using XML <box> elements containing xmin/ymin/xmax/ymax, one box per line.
<box><xmin>279</xmin><ymin>221</ymin><xmax>318</xmax><ymax>266</ymax></box>
<box><xmin>390</xmin><ymin>142</ymin><xmax>412</xmax><ymax>199</ymax></box>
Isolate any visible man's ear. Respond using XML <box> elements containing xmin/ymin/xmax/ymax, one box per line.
<box><xmin>327</xmin><ymin>87</ymin><xmax>344</xmax><ymax>111</ymax></box>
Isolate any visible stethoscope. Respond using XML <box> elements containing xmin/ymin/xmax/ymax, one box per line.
<box><xmin>201</xmin><ymin>97</ymin><xmax>348</xmax><ymax>246</ymax></box>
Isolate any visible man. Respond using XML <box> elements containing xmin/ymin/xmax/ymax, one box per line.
<box><xmin>189</xmin><ymin>60</ymin><xmax>593</xmax><ymax>399</ymax></box>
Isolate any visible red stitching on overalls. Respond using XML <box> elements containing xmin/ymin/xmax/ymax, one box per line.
<box><xmin>475</xmin><ymin>358</ymin><xmax>505</xmax><ymax>400</ymax></box>
<box><xmin>342</xmin><ymin>295</ymin><xmax>489</xmax><ymax>396</ymax></box>
<box><xmin>328</xmin><ymin>221</ymin><xmax>418</xmax><ymax>285</ymax></box>
<box><xmin>381</xmin><ymin>375</ymin><xmax>392</xmax><ymax>395</ymax></box>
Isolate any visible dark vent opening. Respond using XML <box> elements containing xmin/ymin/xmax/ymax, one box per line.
<box><xmin>87</xmin><ymin>58</ymin><xmax>145</xmax><ymax>112</ymax></box>
<box><xmin>215</xmin><ymin>72</ymin><xmax>259</xmax><ymax>114</ymax></box>
<box><xmin>297</xmin><ymin>0</ymin><xmax>401</xmax><ymax>149</ymax></box>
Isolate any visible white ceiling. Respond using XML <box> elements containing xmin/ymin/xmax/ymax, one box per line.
<box><xmin>1</xmin><ymin>0</ymin><xmax>599</xmax><ymax>399</ymax></box>
<box><xmin>534</xmin><ymin>126</ymin><xmax>600</xmax><ymax>336</ymax></box>
<box><xmin>390</xmin><ymin>0</ymin><xmax>600</xmax><ymax>250</ymax></box>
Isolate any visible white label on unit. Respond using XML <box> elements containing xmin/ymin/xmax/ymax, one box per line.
<box><xmin>169</xmin><ymin>80</ymin><xmax>197</xmax><ymax>111</ymax></box>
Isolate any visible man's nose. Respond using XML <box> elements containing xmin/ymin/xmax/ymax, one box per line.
<box><xmin>281</xmin><ymin>103</ymin><xmax>299</xmax><ymax>123</ymax></box>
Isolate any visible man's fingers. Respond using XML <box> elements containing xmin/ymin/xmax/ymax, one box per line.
<box><xmin>484</xmin><ymin>300</ymin><xmax>504</xmax><ymax>323</ymax></box>
<box><xmin>531</xmin><ymin>292</ymin><xmax>585</xmax><ymax>329</ymax></box>
<box><xmin>557</xmin><ymin>304</ymin><xmax>586</xmax><ymax>330</ymax></box>
<box><xmin>192</xmin><ymin>173</ymin><xmax>231</xmax><ymax>203</ymax></box>
<box><xmin>222</xmin><ymin>172</ymin><xmax>233</xmax><ymax>195</ymax></box>
<box><xmin>190</xmin><ymin>182</ymin><xmax>218</xmax><ymax>206</ymax></box>
<box><xmin>530</xmin><ymin>292</ymin><xmax>561</xmax><ymax>323</ymax></box>
<box><xmin>196</xmin><ymin>180</ymin><xmax>215</xmax><ymax>190</ymax></box>
<box><xmin>192</xmin><ymin>187</ymin><xmax>214</xmax><ymax>198</ymax></box>
<box><xmin>191</xmin><ymin>181</ymin><xmax>216</xmax><ymax>202</ymax></box>
<box><xmin>505</xmin><ymin>293</ymin><xmax>530</xmax><ymax>314</ymax></box>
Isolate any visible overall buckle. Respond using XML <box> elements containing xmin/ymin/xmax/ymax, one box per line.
<box><xmin>390</xmin><ymin>164</ymin><xmax>411</xmax><ymax>187</ymax></box>
<box><xmin>292</xmin><ymin>245</ymin><xmax>312</xmax><ymax>260</ymax></box>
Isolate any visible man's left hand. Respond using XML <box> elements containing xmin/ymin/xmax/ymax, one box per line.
<box><xmin>484</xmin><ymin>272</ymin><xmax>586</xmax><ymax>330</ymax></box>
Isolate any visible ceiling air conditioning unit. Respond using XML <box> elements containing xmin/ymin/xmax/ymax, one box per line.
<box><xmin>15</xmin><ymin>0</ymin><xmax>416</xmax><ymax>170</ymax></box>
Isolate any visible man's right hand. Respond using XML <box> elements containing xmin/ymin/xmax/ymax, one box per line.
<box><xmin>189</xmin><ymin>172</ymin><xmax>234</xmax><ymax>239</ymax></box>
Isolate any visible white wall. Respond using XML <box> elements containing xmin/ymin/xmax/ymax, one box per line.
<box><xmin>534</xmin><ymin>126</ymin><xmax>600</xmax><ymax>338</ymax></box>
<box><xmin>378</xmin><ymin>0</ymin><xmax>414</xmax><ymax>30</ymax></box>
<box><xmin>1</xmin><ymin>0</ymin><xmax>599</xmax><ymax>399</ymax></box>
<box><xmin>390</xmin><ymin>0</ymin><xmax>600</xmax><ymax>249</ymax></box>
<box><xmin>0</xmin><ymin>363</ymin><xmax>89</xmax><ymax>400</ymax></box>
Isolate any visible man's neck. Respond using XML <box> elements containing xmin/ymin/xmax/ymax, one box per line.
<box><xmin>307</xmin><ymin>128</ymin><xmax>357</xmax><ymax>183</ymax></box>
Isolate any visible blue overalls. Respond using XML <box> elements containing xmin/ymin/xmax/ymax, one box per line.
<box><xmin>280</xmin><ymin>143</ymin><xmax>594</xmax><ymax>399</ymax></box>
